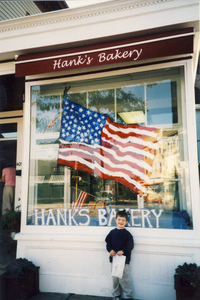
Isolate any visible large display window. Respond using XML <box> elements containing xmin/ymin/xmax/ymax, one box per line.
<box><xmin>27</xmin><ymin>66</ymin><xmax>193</xmax><ymax>229</ymax></box>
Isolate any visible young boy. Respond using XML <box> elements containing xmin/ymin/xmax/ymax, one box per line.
<box><xmin>105</xmin><ymin>210</ymin><xmax>134</xmax><ymax>300</ymax></box>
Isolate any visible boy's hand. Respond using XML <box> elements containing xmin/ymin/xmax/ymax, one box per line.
<box><xmin>110</xmin><ymin>250</ymin><xmax>116</xmax><ymax>257</ymax></box>
<box><xmin>117</xmin><ymin>251</ymin><xmax>124</xmax><ymax>256</ymax></box>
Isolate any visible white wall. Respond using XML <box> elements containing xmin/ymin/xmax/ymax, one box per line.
<box><xmin>16</xmin><ymin>232</ymin><xmax>200</xmax><ymax>300</ymax></box>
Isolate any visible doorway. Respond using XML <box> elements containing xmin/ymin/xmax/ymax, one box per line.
<box><xmin>0</xmin><ymin>119</ymin><xmax>23</xmax><ymax>216</ymax></box>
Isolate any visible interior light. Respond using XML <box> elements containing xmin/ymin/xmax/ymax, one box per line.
<box><xmin>118</xmin><ymin>111</ymin><xmax>145</xmax><ymax>124</ymax></box>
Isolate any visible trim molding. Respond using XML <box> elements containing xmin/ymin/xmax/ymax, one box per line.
<box><xmin>0</xmin><ymin>0</ymin><xmax>174</xmax><ymax>34</ymax></box>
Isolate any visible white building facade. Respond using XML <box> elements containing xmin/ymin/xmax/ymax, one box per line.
<box><xmin>0</xmin><ymin>1</ymin><xmax>200</xmax><ymax>299</ymax></box>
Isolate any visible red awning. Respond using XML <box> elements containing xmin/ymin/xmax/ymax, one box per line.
<box><xmin>15</xmin><ymin>28</ymin><xmax>194</xmax><ymax>77</ymax></box>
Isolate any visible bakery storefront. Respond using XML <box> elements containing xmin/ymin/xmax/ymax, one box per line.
<box><xmin>1</xmin><ymin>1</ymin><xmax>200</xmax><ymax>300</ymax></box>
<box><xmin>16</xmin><ymin>28</ymin><xmax>194</xmax><ymax>230</ymax></box>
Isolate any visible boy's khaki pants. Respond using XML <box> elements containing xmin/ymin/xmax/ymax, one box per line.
<box><xmin>112</xmin><ymin>264</ymin><xmax>133</xmax><ymax>299</ymax></box>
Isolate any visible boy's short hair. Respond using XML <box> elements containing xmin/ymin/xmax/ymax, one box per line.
<box><xmin>116</xmin><ymin>210</ymin><xmax>128</xmax><ymax>220</ymax></box>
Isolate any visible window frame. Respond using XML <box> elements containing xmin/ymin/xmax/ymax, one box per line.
<box><xmin>21</xmin><ymin>60</ymin><xmax>200</xmax><ymax>240</ymax></box>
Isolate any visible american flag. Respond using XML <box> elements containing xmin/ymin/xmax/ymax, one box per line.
<box><xmin>58</xmin><ymin>98</ymin><xmax>159</xmax><ymax>193</ymax></box>
<box><xmin>72</xmin><ymin>187</ymin><xmax>89</xmax><ymax>211</ymax></box>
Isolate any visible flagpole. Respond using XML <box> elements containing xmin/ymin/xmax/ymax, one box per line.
<box><xmin>72</xmin><ymin>176</ymin><xmax>82</xmax><ymax>202</ymax></box>
<box><xmin>76</xmin><ymin>178</ymin><xmax>78</xmax><ymax>202</ymax></box>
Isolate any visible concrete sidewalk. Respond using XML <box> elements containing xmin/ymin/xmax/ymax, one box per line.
<box><xmin>30</xmin><ymin>293</ymin><xmax>112</xmax><ymax>300</ymax></box>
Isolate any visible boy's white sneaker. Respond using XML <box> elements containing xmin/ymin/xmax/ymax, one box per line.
<box><xmin>112</xmin><ymin>297</ymin><xmax>121</xmax><ymax>300</ymax></box>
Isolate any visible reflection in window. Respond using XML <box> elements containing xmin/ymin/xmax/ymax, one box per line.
<box><xmin>36</xmin><ymin>138</ymin><xmax>59</xmax><ymax>145</ymax></box>
<box><xmin>68</xmin><ymin>92</ymin><xmax>86</xmax><ymax>107</ymax></box>
<box><xmin>36</xmin><ymin>96</ymin><xmax>61</xmax><ymax>133</ymax></box>
<box><xmin>0</xmin><ymin>123</ymin><xmax>17</xmax><ymax>138</ymax></box>
<box><xmin>117</xmin><ymin>85</ymin><xmax>145</xmax><ymax>124</ymax></box>
<box><xmin>35</xmin><ymin>156</ymin><xmax>64</xmax><ymax>203</ymax></box>
<box><xmin>147</xmin><ymin>81</ymin><xmax>178</xmax><ymax>125</ymax></box>
<box><xmin>28</xmin><ymin>67</ymin><xmax>193</xmax><ymax>229</ymax></box>
<box><xmin>88</xmin><ymin>89</ymin><xmax>115</xmax><ymax>120</ymax></box>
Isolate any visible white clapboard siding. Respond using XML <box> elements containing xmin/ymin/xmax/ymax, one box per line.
<box><xmin>0</xmin><ymin>1</ymin><xmax>41</xmax><ymax>21</ymax></box>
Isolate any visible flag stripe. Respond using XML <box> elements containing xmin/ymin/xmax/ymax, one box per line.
<box><xmin>94</xmin><ymin>164</ymin><xmax>146</xmax><ymax>193</ymax></box>
<box><xmin>58</xmin><ymin>149</ymin><xmax>147</xmax><ymax>183</ymax></box>
<box><xmin>60</xmin><ymin>137</ymin><xmax>155</xmax><ymax>161</ymax></box>
<box><xmin>103</xmin><ymin>126</ymin><xmax>158</xmax><ymax>149</ymax></box>
<box><xmin>106</xmin><ymin>117</ymin><xmax>159</xmax><ymax>135</ymax></box>
<box><xmin>58</xmin><ymin>153</ymin><xmax>145</xmax><ymax>186</ymax></box>
<box><xmin>60</xmin><ymin>147</ymin><xmax>149</xmax><ymax>181</ymax></box>
<box><xmin>59</xmin><ymin>154</ymin><xmax>145</xmax><ymax>185</ymax></box>
<box><xmin>59</xmin><ymin>141</ymin><xmax>153</xmax><ymax>172</ymax></box>
<box><xmin>58</xmin><ymin>153</ymin><xmax>147</xmax><ymax>192</ymax></box>
<box><xmin>101</xmin><ymin>137</ymin><xmax>155</xmax><ymax>160</ymax></box>
<box><xmin>59</xmin><ymin>158</ymin><xmax>93</xmax><ymax>175</ymax></box>
<box><xmin>59</xmin><ymin>158</ymin><xmax>146</xmax><ymax>193</ymax></box>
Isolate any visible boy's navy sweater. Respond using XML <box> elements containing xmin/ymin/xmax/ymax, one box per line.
<box><xmin>105</xmin><ymin>228</ymin><xmax>134</xmax><ymax>264</ymax></box>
